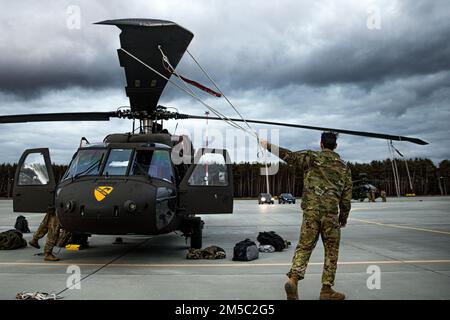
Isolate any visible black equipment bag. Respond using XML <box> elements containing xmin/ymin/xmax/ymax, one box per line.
<box><xmin>14</xmin><ymin>215</ymin><xmax>30</xmax><ymax>233</ymax></box>
<box><xmin>257</xmin><ymin>231</ymin><xmax>286</xmax><ymax>252</ymax></box>
<box><xmin>232</xmin><ymin>239</ymin><xmax>259</xmax><ymax>261</ymax></box>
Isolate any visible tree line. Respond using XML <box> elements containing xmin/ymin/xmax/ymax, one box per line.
<box><xmin>0</xmin><ymin>158</ymin><xmax>449</xmax><ymax>198</ymax></box>
<box><xmin>233</xmin><ymin>158</ymin><xmax>450</xmax><ymax>197</ymax></box>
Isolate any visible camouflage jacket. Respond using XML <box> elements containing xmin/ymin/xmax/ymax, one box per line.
<box><xmin>267</xmin><ymin>143</ymin><xmax>352</xmax><ymax>218</ymax></box>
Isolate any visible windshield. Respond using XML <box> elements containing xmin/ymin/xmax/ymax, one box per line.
<box><xmin>131</xmin><ymin>149</ymin><xmax>174</xmax><ymax>183</ymax></box>
<box><xmin>103</xmin><ymin>149</ymin><xmax>133</xmax><ymax>176</ymax></box>
<box><xmin>63</xmin><ymin>149</ymin><xmax>106</xmax><ymax>180</ymax></box>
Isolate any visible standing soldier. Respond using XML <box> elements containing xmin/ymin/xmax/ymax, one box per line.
<box><xmin>380</xmin><ymin>190</ymin><xmax>387</xmax><ymax>202</ymax></box>
<box><xmin>370</xmin><ymin>190</ymin><xmax>376</xmax><ymax>202</ymax></box>
<box><xmin>28</xmin><ymin>207</ymin><xmax>61</xmax><ymax>261</ymax></box>
<box><xmin>261</xmin><ymin>132</ymin><xmax>352</xmax><ymax>300</ymax></box>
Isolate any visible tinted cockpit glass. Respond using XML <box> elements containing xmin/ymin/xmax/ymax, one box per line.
<box><xmin>103</xmin><ymin>149</ymin><xmax>133</xmax><ymax>176</ymax></box>
<box><xmin>18</xmin><ymin>152</ymin><xmax>49</xmax><ymax>185</ymax></box>
<box><xmin>63</xmin><ymin>149</ymin><xmax>106</xmax><ymax>180</ymax></box>
<box><xmin>188</xmin><ymin>153</ymin><xmax>228</xmax><ymax>186</ymax></box>
<box><xmin>131</xmin><ymin>149</ymin><xmax>174</xmax><ymax>183</ymax></box>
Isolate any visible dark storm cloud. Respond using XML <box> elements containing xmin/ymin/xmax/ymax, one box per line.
<box><xmin>0</xmin><ymin>1</ymin><xmax>127</xmax><ymax>98</ymax></box>
<box><xmin>2</xmin><ymin>1</ymin><xmax>450</xmax><ymax>98</ymax></box>
<box><xmin>203</xmin><ymin>0</ymin><xmax>450</xmax><ymax>90</ymax></box>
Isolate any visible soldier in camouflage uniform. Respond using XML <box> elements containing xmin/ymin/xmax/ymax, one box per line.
<box><xmin>261</xmin><ymin>132</ymin><xmax>352</xmax><ymax>300</ymax></box>
<box><xmin>28</xmin><ymin>207</ymin><xmax>61</xmax><ymax>261</ymax></box>
<box><xmin>380</xmin><ymin>190</ymin><xmax>387</xmax><ymax>202</ymax></box>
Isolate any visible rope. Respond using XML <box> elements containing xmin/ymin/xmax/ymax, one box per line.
<box><xmin>387</xmin><ymin>140</ymin><xmax>401</xmax><ymax>197</ymax></box>
<box><xmin>16</xmin><ymin>292</ymin><xmax>62</xmax><ymax>300</ymax></box>
<box><xmin>56</xmin><ymin>237</ymin><xmax>152</xmax><ymax>296</ymax></box>
<box><xmin>185</xmin><ymin>48</ymin><xmax>271</xmax><ymax>194</ymax></box>
<box><xmin>156</xmin><ymin>46</ymin><xmax>255</xmax><ymax>136</ymax></box>
<box><xmin>390</xmin><ymin>141</ymin><xmax>414</xmax><ymax>193</ymax></box>
<box><xmin>122</xmin><ymin>47</ymin><xmax>251</xmax><ymax>134</ymax></box>
<box><xmin>122</xmin><ymin>46</ymin><xmax>272</xmax><ymax>193</ymax></box>
<box><xmin>186</xmin><ymin>50</ymin><xmax>256</xmax><ymax>134</ymax></box>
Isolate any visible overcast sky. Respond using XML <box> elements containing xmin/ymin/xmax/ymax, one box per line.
<box><xmin>0</xmin><ymin>0</ymin><xmax>449</xmax><ymax>165</ymax></box>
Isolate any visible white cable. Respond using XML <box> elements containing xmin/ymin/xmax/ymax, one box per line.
<box><xmin>158</xmin><ymin>46</ymin><xmax>249</xmax><ymax>133</ymax></box>
<box><xmin>156</xmin><ymin>46</ymin><xmax>256</xmax><ymax>136</ymax></box>
<box><xmin>122</xmin><ymin>46</ymin><xmax>272</xmax><ymax>194</ymax></box>
<box><xmin>186</xmin><ymin>50</ymin><xmax>257</xmax><ymax>134</ymax></box>
<box><xmin>120</xmin><ymin>48</ymin><xmax>242</xmax><ymax>132</ymax></box>
<box><xmin>186</xmin><ymin>49</ymin><xmax>271</xmax><ymax>194</ymax></box>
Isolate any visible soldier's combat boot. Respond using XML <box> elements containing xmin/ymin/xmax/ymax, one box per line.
<box><xmin>28</xmin><ymin>239</ymin><xmax>40</xmax><ymax>249</ymax></box>
<box><xmin>284</xmin><ymin>275</ymin><xmax>299</xmax><ymax>300</ymax></box>
<box><xmin>320</xmin><ymin>285</ymin><xmax>345</xmax><ymax>300</ymax></box>
<box><xmin>44</xmin><ymin>253</ymin><xmax>60</xmax><ymax>262</ymax></box>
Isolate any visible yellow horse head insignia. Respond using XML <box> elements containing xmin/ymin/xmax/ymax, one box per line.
<box><xmin>94</xmin><ymin>186</ymin><xmax>114</xmax><ymax>202</ymax></box>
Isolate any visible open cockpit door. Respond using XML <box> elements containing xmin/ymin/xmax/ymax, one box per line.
<box><xmin>13</xmin><ymin>148</ymin><xmax>56</xmax><ymax>213</ymax></box>
<box><xmin>179</xmin><ymin>148</ymin><xmax>233</xmax><ymax>214</ymax></box>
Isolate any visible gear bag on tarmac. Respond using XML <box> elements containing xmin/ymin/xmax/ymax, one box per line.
<box><xmin>257</xmin><ymin>231</ymin><xmax>286</xmax><ymax>252</ymax></box>
<box><xmin>14</xmin><ymin>215</ymin><xmax>30</xmax><ymax>233</ymax></box>
<box><xmin>186</xmin><ymin>246</ymin><xmax>226</xmax><ymax>260</ymax></box>
<box><xmin>232</xmin><ymin>239</ymin><xmax>259</xmax><ymax>261</ymax></box>
<box><xmin>0</xmin><ymin>230</ymin><xmax>27</xmax><ymax>250</ymax></box>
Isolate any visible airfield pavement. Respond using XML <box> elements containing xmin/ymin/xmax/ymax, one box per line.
<box><xmin>0</xmin><ymin>197</ymin><xmax>449</xmax><ymax>300</ymax></box>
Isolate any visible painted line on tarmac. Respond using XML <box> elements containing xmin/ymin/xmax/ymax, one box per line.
<box><xmin>0</xmin><ymin>259</ymin><xmax>449</xmax><ymax>268</ymax></box>
<box><xmin>349</xmin><ymin>217</ymin><xmax>450</xmax><ymax>236</ymax></box>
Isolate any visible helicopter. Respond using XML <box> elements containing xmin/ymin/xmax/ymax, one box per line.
<box><xmin>0</xmin><ymin>19</ymin><xmax>428</xmax><ymax>249</ymax></box>
<box><xmin>352</xmin><ymin>182</ymin><xmax>380</xmax><ymax>202</ymax></box>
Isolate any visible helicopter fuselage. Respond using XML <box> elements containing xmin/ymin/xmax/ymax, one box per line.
<box><xmin>12</xmin><ymin>133</ymin><xmax>234</xmax><ymax>246</ymax></box>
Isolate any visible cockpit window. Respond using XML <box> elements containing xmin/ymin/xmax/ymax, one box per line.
<box><xmin>188</xmin><ymin>153</ymin><xmax>228</xmax><ymax>186</ymax></box>
<box><xmin>131</xmin><ymin>149</ymin><xmax>174</xmax><ymax>183</ymax></box>
<box><xmin>103</xmin><ymin>149</ymin><xmax>133</xmax><ymax>176</ymax></box>
<box><xmin>63</xmin><ymin>149</ymin><xmax>106</xmax><ymax>180</ymax></box>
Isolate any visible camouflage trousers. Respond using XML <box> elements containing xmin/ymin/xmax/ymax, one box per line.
<box><xmin>32</xmin><ymin>209</ymin><xmax>61</xmax><ymax>255</ymax></box>
<box><xmin>287</xmin><ymin>210</ymin><xmax>341</xmax><ymax>286</ymax></box>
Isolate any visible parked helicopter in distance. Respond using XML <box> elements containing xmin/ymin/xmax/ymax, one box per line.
<box><xmin>0</xmin><ymin>19</ymin><xmax>428</xmax><ymax>249</ymax></box>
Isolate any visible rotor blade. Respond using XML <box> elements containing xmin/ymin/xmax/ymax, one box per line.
<box><xmin>182</xmin><ymin>114</ymin><xmax>428</xmax><ymax>145</ymax></box>
<box><xmin>0</xmin><ymin>112</ymin><xmax>119</xmax><ymax>124</ymax></box>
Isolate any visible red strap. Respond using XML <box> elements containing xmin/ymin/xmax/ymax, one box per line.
<box><xmin>177</xmin><ymin>75</ymin><xmax>222</xmax><ymax>98</ymax></box>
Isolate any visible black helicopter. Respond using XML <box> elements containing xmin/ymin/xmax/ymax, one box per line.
<box><xmin>352</xmin><ymin>182</ymin><xmax>380</xmax><ymax>201</ymax></box>
<box><xmin>0</xmin><ymin>19</ymin><xmax>428</xmax><ymax>249</ymax></box>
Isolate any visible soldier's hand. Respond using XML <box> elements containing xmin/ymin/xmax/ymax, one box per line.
<box><xmin>339</xmin><ymin>215</ymin><xmax>347</xmax><ymax>228</ymax></box>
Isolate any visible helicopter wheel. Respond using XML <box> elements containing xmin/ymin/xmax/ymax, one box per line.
<box><xmin>69</xmin><ymin>233</ymin><xmax>90</xmax><ymax>249</ymax></box>
<box><xmin>190</xmin><ymin>218</ymin><xmax>203</xmax><ymax>249</ymax></box>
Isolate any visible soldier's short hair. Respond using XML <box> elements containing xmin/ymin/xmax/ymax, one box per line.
<box><xmin>321</xmin><ymin>131</ymin><xmax>338</xmax><ymax>149</ymax></box>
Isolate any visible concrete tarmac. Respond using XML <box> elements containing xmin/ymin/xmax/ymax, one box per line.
<box><xmin>0</xmin><ymin>197</ymin><xmax>449</xmax><ymax>300</ymax></box>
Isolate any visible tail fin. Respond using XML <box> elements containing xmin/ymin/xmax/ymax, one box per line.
<box><xmin>96</xmin><ymin>19</ymin><xmax>194</xmax><ymax>112</ymax></box>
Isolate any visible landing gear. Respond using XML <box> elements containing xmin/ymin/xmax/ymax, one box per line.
<box><xmin>180</xmin><ymin>216</ymin><xmax>204</xmax><ymax>249</ymax></box>
<box><xmin>190</xmin><ymin>218</ymin><xmax>203</xmax><ymax>249</ymax></box>
<box><xmin>70</xmin><ymin>233</ymin><xmax>90</xmax><ymax>249</ymax></box>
